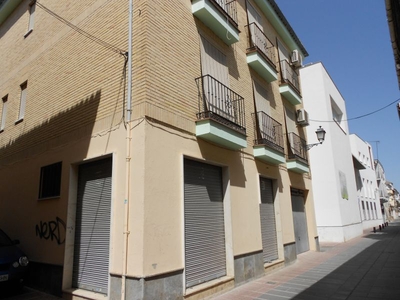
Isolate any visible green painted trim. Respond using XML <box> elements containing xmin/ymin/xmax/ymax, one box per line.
<box><xmin>286</xmin><ymin>160</ymin><xmax>309</xmax><ymax>174</ymax></box>
<box><xmin>192</xmin><ymin>0</ymin><xmax>239</xmax><ymax>45</ymax></box>
<box><xmin>0</xmin><ymin>0</ymin><xmax>23</xmax><ymax>26</ymax></box>
<box><xmin>257</xmin><ymin>0</ymin><xmax>305</xmax><ymax>57</ymax></box>
<box><xmin>279</xmin><ymin>84</ymin><xmax>302</xmax><ymax>106</ymax></box>
<box><xmin>253</xmin><ymin>145</ymin><xmax>285</xmax><ymax>165</ymax></box>
<box><xmin>246</xmin><ymin>52</ymin><xmax>278</xmax><ymax>83</ymax></box>
<box><xmin>196</xmin><ymin>119</ymin><xmax>247</xmax><ymax>150</ymax></box>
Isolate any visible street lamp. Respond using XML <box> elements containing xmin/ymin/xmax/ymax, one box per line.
<box><xmin>306</xmin><ymin>126</ymin><xmax>326</xmax><ymax>150</ymax></box>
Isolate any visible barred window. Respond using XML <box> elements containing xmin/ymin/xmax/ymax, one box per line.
<box><xmin>39</xmin><ymin>162</ymin><xmax>62</xmax><ymax>199</ymax></box>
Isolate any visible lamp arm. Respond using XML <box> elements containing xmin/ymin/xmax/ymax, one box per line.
<box><xmin>306</xmin><ymin>142</ymin><xmax>322</xmax><ymax>151</ymax></box>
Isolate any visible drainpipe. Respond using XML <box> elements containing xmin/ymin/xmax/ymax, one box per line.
<box><xmin>121</xmin><ymin>0</ymin><xmax>133</xmax><ymax>299</ymax></box>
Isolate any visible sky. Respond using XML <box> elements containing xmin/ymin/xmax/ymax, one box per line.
<box><xmin>275</xmin><ymin>0</ymin><xmax>400</xmax><ymax>189</ymax></box>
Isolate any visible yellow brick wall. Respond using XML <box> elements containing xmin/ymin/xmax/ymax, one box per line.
<box><xmin>0</xmin><ymin>0</ymin><xmax>129</xmax><ymax>164</ymax></box>
<box><xmin>0</xmin><ymin>0</ymin><xmax>307</xmax><ymax>163</ymax></box>
<box><xmin>133</xmin><ymin>0</ymin><xmax>307</xmax><ymax>157</ymax></box>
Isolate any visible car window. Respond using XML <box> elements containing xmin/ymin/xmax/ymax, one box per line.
<box><xmin>0</xmin><ymin>229</ymin><xmax>13</xmax><ymax>246</ymax></box>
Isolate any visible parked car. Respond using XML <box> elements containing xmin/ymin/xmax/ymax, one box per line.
<box><xmin>0</xmin><ymin>229</ymin><xmax>29</xmax><ymax>290</ymax></box>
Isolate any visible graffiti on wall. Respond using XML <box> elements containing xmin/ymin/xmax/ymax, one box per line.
<box><xmin>35</xmin><ymin>217</ymin><xmax>66</xmax><ymax>245</ymax></box>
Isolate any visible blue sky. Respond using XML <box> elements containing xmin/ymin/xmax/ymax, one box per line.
<box><xmin>275</xmin><ymin>0</ymin><xmax>400</xmax><ymax>188</ymax></box>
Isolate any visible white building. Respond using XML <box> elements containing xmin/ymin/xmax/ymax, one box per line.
<box><xmin>375</xmin><ymin>159</ymin><xmax>389</xmax><ymax>221</ymax></box>
<box><xmin>300</xmin><ymin>62</ymin><xmax>363</xmax><ymax>243</ymax></box>
<box><xmin>349</xmin><ymin>134</ymin><xmax>384</xmax><ymax>229</ymax></box>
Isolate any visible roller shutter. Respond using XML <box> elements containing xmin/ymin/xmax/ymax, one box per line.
<box><xmin>72</xmin><ymin>157</ymin><xmax>112</xmax><ymax>294</ymax></box>
<box><xmin>184</xmin><ymin>159</ymin><xmax>226</xmax><ymax>288</ymax></box>
<box><xmin>259</xmin><ymin>177</ymin><xmax>278</xmax><ymax>263</ymax></box>
<box><xmin>291</xmin><ymin>188</ymin><xmax>309</xmax><ymax>254</ymax></box>
<box><xmin>200</xmin><ymin>36</ymin><xmax>229</xmax><ymax>86</ymax></box>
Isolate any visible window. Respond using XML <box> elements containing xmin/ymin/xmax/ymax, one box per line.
<box><xmin>38</xmin><ymin>162</ymin><xmax>62</xmax><ymax>199</ymax></box>
<box><xmin>331</xmin><ymin>97</ymin><xmax>343</xmax><ymax>124</ymax></box>
<box><xmin>0</xmin><ymin>95</ymin><xmax>8</xmax><ymax>132</ymax></box>
<box><xmin>361</xmin><ymin>201</ymin><xmax>366</xmax><ymax>220</ymax></box>
<box><xmin>16</xmin><ymin>81</ymin><xmax>27</xmax><ymax>123</ymax></box>
<box><xmin>25</xmin><ymin>1</ymin><xmax>36</xmax><ymax>37</ymax></box>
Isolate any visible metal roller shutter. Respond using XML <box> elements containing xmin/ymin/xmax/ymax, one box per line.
<box><xmin>291</xmin><ymin>188</ymin><xmax>309</xmax><ymax>254</ymax></box>
<box><xmin>72</xmin><ymin>157</ymin><xmax>112</xmax><ymax>295</ymax></box>
<box><xmin>259</xmin><ymin>177</ymin><xmax>278</xmax><ymax>263</ymax></box>
<box><xmin>184</xmin><ymin>159</ymin><xmax>226</xmax><ymax>288</ymax></box>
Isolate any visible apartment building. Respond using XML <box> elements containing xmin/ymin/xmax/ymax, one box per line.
<box><xmin>0</xmin><ymin>0</ymin><xmax>319</xmax><ymax>299</ymax></box>
<box><xmin>386</xmin><ymin>0</ymin><xmax>400</xmax><ymax>88</ymax></box>
<box><xmin>349</xmin><ymin>134</ymin><xmax>384</xmax><ymax>230</ymax></box>
<box><xmin>300</xmin><ymin>62</ymin><xmax>363</xmax><ymax>243</ymax></box>
<box><xmin>375</xmin><ymin>159</ymin><xmax>389</xmax><ymax>222</ymax></box>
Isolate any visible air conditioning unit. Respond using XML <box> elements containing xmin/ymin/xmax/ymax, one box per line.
<box><xmin>296</xmin><ymin>108</ymin><xmax>309</xmax><ymax>126</ymax></box>
<box><xmin>291</xmin><ymin>49</ymin><xmax>302</xmax><ymax>67</ymax></box>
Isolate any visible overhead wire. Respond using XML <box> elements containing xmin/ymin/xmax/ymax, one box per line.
<box><xmin>36</xmin><ymin>1</ymin><xmax>126</xmax><ymax>56</ymax></box>
<box><xmin>309</xmin><ymin>98</ymin><xmax>400</xmax><ymax>122</ymax></box>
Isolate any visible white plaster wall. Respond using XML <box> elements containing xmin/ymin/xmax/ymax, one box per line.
<box><xmin>349</xmin><ymin>134</ymin><xmax>384</xmax><ymax>230</ymax></box>
<box><xmin>299</xmin><ymin>64</ymin><xmax>341</xmax><ymax>227</ymax></box>
<box><xmin>300</xmin><ymin>63</ymin><xmax>362</xmax><ymax>241</ymax></box>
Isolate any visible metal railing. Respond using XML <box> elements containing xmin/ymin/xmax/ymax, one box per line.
<box><xmin>287</xmin><ymin>132</ymin><xmax>308</xmax><ymax>163</ymax></box>
<box><xmin>196</xmin><ymin>74</ymin><xmax>245</xmax><ymax>134</ymax></box>
<box><xmin>245</xmin><ymin>22</ymin><xmax>276</xmax><ymax>68</ymax></box>
<box><xmin>280</xmin><ymin>60</ymin><xmax>300</xmax><ymax>93</ymax></box>
<box><xmin>253</xmin><ymin>111</ymin><xmax>284</xmax><ymax>153</ymax></box>
<box><xmin>212</xmin><ymin>0</ymin><xmax>238</xmax><ymax>25</ymax></box>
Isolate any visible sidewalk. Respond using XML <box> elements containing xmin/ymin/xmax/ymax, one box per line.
<box><xmin>212</xmin><ymin>220</ymin><xmax>400</xmax><ymax>300</ymax></box>
<box><xmin>1</xmin><ymin>287</ymin><xmax>61</xmax><ymax>300</ymax></box>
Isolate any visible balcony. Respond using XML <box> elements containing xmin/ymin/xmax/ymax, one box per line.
<box><xmin>0</xmin><ymin>0</ymin><xmax>23</xmax><ymax>25</ymax></box>
<box><xmin>279</xmin><ymin>60</ymin><xmax>302</xmax><ymax>106</ymax></box>
<box><xmin>286</xmin><ymin>132</ymin><xmax>309</xmax><ymax>173</ymax></box>
<box><xmin>192</xmin><ymin>0</ymin><xmax>239</xmax><ymax>45</ymax></box>
<box><xmin>195</xmin><ymin>75</ymin><xmax>247</xmax><ymax>150</ymax></box>
<box><xmin>245</xmin><ymin>23</ymin><xmax>278</xmax><ymax>83</ymax></box>
<box><xmin>252</xmin><ymin>112</ymin><xmax>285</xmax><ymax>165</ymax></box>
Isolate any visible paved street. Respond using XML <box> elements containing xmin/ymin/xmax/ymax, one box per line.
<box><xmin>212</xmin><ymin>220</ymin><xmax>400</xmax><ymax>300</ymax></box>
<box><xmin>0</xmin><ymin>287</ymin><xmax>60</xmax><ymax>300</ymax></box>
<box><xmin>3</xmin><ymin>221</ymin><xmax>400</xmax><ymax>299</ymax></box>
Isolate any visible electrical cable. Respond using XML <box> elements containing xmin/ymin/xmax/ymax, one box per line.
<box><xmin>309</xmin><ymin>98</ymin><xmax>400</xmax><ymax>122</ymax></box>
<box><xmin>36</xmin><ymin>1</ymin><xmax>126</xmax><ymax>56</ymax></box>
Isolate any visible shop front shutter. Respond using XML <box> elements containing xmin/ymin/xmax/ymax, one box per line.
<box><xmin>184</xmin><ymin>159</ymin><xmax>226</xmax><ymax>288</ymax></box>
<box><xmin>291</xmin><ymin>188</ymin><xmax>309</xmax><ymax>254</ymax></box>
<box><xmin>72</xmin><ymin>157</ymin><xmax>112</xmax><ymax>294</ymax></box>
<box><xmin>259</xmin><ymin>177</ymin><xmax>278</xmax><ymax>263</ymax></box>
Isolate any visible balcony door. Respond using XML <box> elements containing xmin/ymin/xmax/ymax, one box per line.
<box><xmin>277</xmin><ymin>40</ymin><xmax>290</xmax><ymax>62</ymax></box>
<box><xmin>200</xmin><ymin>36</ymin><xmax>229</xmax><ymax>87</ymax></box>
<box><xmin>200</xmin><ymin>36</ymin><xmax>233</xmax><ymax>120</ymax></box>
<box><xmin>247</xmin><ymin>2</ymin><xmax>262</xmax><ymax>27</ymax></box>
<box><xmin>254</xmin><ymin>81</ymin><xmax>273</xmax><ymax>142</ymax></box>
<box><xmin>254</xmin><ymin>80</ymin><xmax>270</xmax><ymax>115</ymax></box>
<box><xmin>278</xmin><ymin>40</ymin><xmax>292</xmax><ymax>82</ymax></box>
<box><xmin>247</xmin><ymin>2</ymin><xmax>263</xmax><ymax>48</ymax></box>
<box><xmin>285</xmin><ymin>106</ymin><xmax>300</xmax><ymax>156</ymax></box>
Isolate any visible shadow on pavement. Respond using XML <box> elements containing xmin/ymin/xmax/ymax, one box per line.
<box><xmin>0</xmin><ymin>286</ymin><xmax>28</xmax><ymax>299</ymax></box>
<box><xmin>289</xmin><ymin>221</ymin><xmax>400</xmax><ymax>300</ymax></box>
